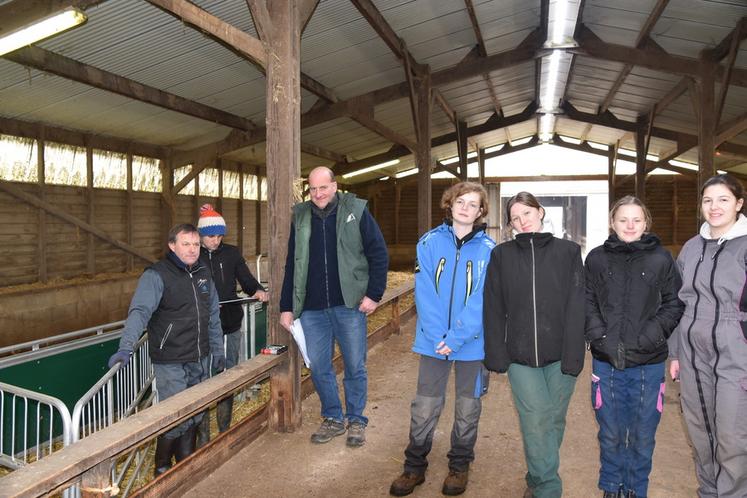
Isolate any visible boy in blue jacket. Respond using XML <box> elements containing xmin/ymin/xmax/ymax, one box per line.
<box><xmin>390</xmin><ymin>182</ymin><xmax>495</xmax><ymax>497</ymax></box>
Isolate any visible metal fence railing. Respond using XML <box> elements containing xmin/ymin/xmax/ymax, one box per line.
<box><xmin>0</xmin><ymin>382</ymin><xmax>72</xmax><ymax>470</ymax></box>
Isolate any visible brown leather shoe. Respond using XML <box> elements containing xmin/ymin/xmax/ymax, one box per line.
<box><xmin>389</xmin><ymin>471</ymin><xmax>425</xmax><ymax>496</ymax></box>
<box><xmin>442</xmin><ymin>469</ymin><xmax>468</xmax><ymax>496</ymax></box>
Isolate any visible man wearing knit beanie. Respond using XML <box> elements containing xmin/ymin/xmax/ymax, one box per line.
<box><xmin>196</xmin><ymin>204</ymin><xmax>268</xmax><ymax>445</ymax></box>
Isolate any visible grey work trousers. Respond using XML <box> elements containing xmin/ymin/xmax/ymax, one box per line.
<box><xmin>153</xmin><ymin>356</ymin><xmax>210</xmax><ymax>439</ymax></box>
<box><xmin>403</xmin><ymin>355</ymin><xmax>489</xmax><ymax>474</ymax></box>
<box><xmin>677</xmin><ymin>314</ymin><xmax>747</xmax><ymax>498</ymax></box>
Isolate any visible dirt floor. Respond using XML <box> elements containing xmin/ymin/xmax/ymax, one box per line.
<box><xmin>183</xmin><ymin>316</ymin><xmax>698</xmax><ymax>498</ymax></box>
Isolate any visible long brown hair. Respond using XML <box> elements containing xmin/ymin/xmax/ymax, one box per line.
<box><xmin>505</xmin><ymin>191</ymin><xmax>544</xmax><ymax>226</ymax></box>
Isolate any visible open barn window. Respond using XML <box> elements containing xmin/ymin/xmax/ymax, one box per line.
<box><xmin>92</xmin><ymin>150</ymin><xmax>126</xmax><ymax>190</ymax></box>
<box><xmin>132</xmin><ymin>156</ymin><xmax>161</xmax><ymax>192</ymax></box>
<box><xmin>222</xmin><ymin>170</ymin><xmax>240</xmax><ymax>199</ymax></box>
<box><xmin>44</xmin><ymin>142</ymin><xmax>86</xmax><ymax>187</ymax></box>
<box><xmin>0</xmin><ymin>134</ymin><xmax>37</xmax><ymax>183</ymax></box>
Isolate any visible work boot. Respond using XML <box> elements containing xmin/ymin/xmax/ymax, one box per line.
<box><xmin>195</xmin><ymin>413</ymin><xmax>210</xmax><ymax>449</ymax></box>
<box><xmin>153</xmin><ymin>436</ymin><xmax>176</xmax><ymax>477</ymax></box>
<box><xmin>346</xmin><ymin>420</ymin><xmax>366</xmax><ymax>447</ymax></box>
<box><xmin>217</xmin><ymin>396</ymin><xmax>233</xmax><ymax>433</ymax></box>
<box><xmin>442</xmin><ymin>469</ymin><xmax>469</xmax><ymax>496</ymax></box>
<box><xmin>626</xmin><ymin>492</ymin><xmax>636</xmax><ymax>498</ymax></box>
<box><xmin>310</xmin><ymin>418</ymin><xmax>346</xmax><ymax>444</ymax></box>
<box><xmin>389</xmin><ymin>471</ymin><xmax>425</xmax><ymax>496</ymax></box>
<box><xmin>602</xmin><ymin>491</ymin><xmax>622</xmax><ymax>498</ymax></box>
<box><xmin>174</xmin><ymin>425</ymin><xmax>197</xmax><ymax>462</ymax></box>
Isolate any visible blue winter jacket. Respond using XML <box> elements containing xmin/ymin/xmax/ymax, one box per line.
<box><xmin>413</xmin><ymin>222</ymin><xmax>495</xmax><ymax>361</ymax></box>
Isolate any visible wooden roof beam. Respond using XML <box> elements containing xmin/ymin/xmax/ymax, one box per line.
<box><xmin>350</xmin><ymin>0</ymin><xmax>426</xmax><ymax>76</ymax></box>
<box><xmin>464</xmin><ymin>0</ymin><xmax>487</xmax><ymax>57</ymax></box>
<box><xmin>716</xmin><ymin>111</ymin><xmax>747</xmax><ymax>147</ymax></box>
<box><xmin>701</xmin><ymin>17</ymin><xmax>747</xmax><ymax>61</ymax></box>
<box><xmin>301</xmin><ymin>142</ymin><xmax>347</xmax><ymax>164</ymax></box>
<box><xmin>575</xmin><ymin>24</ymin><xmax>747</xmax><ymax>86</ymax></box>
<box><xmin>714</xmin><ymin>19</ymin><xmax>744</xmax><ymax>127</ymax></box>
<box><xmin>4</xmin><ymin>46</ymin><xmax>258</xmax><ymax>131</ymax></box>
<box><xmin>0</xmin><ymin>115</ymin><xmax>170</xmax><ymax>158</ymax></box>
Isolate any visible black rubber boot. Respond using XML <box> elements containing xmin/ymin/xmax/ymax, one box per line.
<box><xmin>174</xmin><ymin>425</ymin><xmax>197</xmax><ymax>462</ymax></box>
<box><xmin>154</xmin><ymin>436</ymin><xmax>176</xmax><ymax>477</ymax></box>
<box><xmin>195</xmin><ymin>412</ymin><xmax>210</xmax><ymax>449</ymax></box>
<box><xmin>217</xmin><ymin>396</ymin><xmax>233</xmax><ymax>433</ymax></box>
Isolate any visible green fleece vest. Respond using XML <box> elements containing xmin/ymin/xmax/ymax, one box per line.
<box><xmin>292</xmin><ymin>192</ymin><xmax>368</xmax><ymax>318</ymax></box>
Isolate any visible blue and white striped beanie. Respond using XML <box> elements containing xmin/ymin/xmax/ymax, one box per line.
<box><xmin>198</xmin><ymin>204</ymin><xmax>226</xmax><ymax>236</ymax></box>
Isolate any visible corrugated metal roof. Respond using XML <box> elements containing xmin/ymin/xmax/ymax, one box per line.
<box><xmin>0</xmin><ymin>0</ymin><xmax>745</xmax><ymax>180</ymax></box>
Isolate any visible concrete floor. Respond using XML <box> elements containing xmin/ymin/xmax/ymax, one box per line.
<box><xmin>183</xmin><ymin>317</ymin><xmax>698</xmax><ymax>497</ymax></box>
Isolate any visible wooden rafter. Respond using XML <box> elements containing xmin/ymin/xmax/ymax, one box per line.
<box><xmin>702</xmin><ymin>17</ymin><xmax>747</xmax><ymax>62</ymax></box>
<box><xmin>147</xmin><ymin>0</ymin><xmax>337</xmax><ymax>104</ymax></box>
<box><xmin>716</xmin><ymin>111</ymin><xmax>747</xmax><ymax>146</ymax></box>
<box><xmin>301</xmin><ymin>142</ymin><xmax>347</xmax><ymax>164</ymax></box>
<box><xmin>173</xmin><ymin>33</ymin><xmax>542</xmax><ymax>166</ymax></box>
<box><xmin>574</xmin><ymin>24</ymin><xmax>747</xmax><ymax>86</ymax></box>
<box><xmin>464</xmin><ymin>0</ymin><xmax>487</xmax><ymax>57</ymax></box>
<box><xmin>350</xmin><ymin>0</ymin><xmax>426</xmax><ymax>76</ymax></box>
<box><xmin>0</xmin><ymin>115</ymin><xmax>169</xmax><ymax>158</ymax></box>
<box><xmin>654</xmin><ymin>77</ymin><xmax>689</xmax><ymax>116</ymax></box>
<box><xmin>5</xmin><ymin>46</ymin><xmax>257</xmax><ymax>131</ymax></box>
<box><xmin>714</xmin><ymin>20</ymin><xmax>743</xmax><ymax>127</ymax></box>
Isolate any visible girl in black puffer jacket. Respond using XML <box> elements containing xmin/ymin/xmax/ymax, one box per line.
<box><xmin>584</xmin><ymin>196</ymin><xmax>684</xmax><ymax>498</ymax></box>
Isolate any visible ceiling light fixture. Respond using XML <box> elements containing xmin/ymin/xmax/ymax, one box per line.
<box><xmin>0</xmin><ymin>7</ymin><xmax>87</xmax><ymax>56</ymax></box>
<box><xmin>341</xmin><ymin>159</ymin><xmax>400</xmax><ymax>179</ymax></box>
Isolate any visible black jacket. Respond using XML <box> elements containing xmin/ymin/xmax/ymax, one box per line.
<box><xmin>200</xmin><ymin>243</ymin><xmax>264</xmax><ymax>334</ymax></box>
<box><xmin>584</xmin><ymin>233</ymin><xmax>684</xmax><ymax>369</ymax></box>
<box><xmin>483</xmin><ymin>232</ymin><xmax>586</xmax><ymax>376</ymax></box>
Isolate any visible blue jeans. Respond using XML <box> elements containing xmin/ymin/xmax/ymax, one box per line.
<box><xmin>591</xmin><ymin>359</ymin><xmax>665</xmax><ymax>497</ymax></box>
<box><xmin>300</xmin><ymin>305</ymin><xmax>368</xmax><ymax>425</ymax></box>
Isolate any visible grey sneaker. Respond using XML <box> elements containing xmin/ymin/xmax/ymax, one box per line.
<box><xmin>310</xmin><ymin>418</ymin><xmax>346</xmax><ymax>444</ymax></box>
<box><xmin>346</xmin><ymin>420</ymin><xmax>366</xmax><ymax>447</ymax></box>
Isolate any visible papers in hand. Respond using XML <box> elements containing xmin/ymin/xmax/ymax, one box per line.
<box><xmin>290</xmin><ymin>319</ymin><xmax>311</xmax><ymax>368</ymax></box>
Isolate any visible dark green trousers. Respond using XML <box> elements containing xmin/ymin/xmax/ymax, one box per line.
<box><xmin>508</xmin><ymin>361</ymin><xmax>577</xmax><ymax>498</ymax></box>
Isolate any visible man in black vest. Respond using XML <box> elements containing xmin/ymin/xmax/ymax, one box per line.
<box><xmin>107</xmin><ymin>223</ymin><xmax>224</xmax><ymax>477</ymax></box>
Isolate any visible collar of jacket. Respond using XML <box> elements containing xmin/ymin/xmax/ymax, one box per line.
<box><xmin>200</xmin><ymin>243</ymin><xmax>224</xmax><ymax>257</ymax></box>
<box><xmin>167</xmin><ymin>250</ymin><xmax>202</xmax><ymax>272</ymax></box>
<box><xmin>442</xmin><ymin>219</ymin><xmax>488</xmax><ymax>247</ymax></box>
<box><xmin>514</xmin><ymin>231</ymin><xmax>553</xmax><ymax>248</ymax></box>
<box><xmin>603</xmin><ymin>232</ymin><xmax>660</xmax><ymax>253</ymax></box>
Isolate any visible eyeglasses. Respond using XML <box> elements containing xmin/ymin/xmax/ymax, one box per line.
<box><xmin>454</xmin><ymin>198</ymin><xmax>480</xmax><ymax>210</ymax></box>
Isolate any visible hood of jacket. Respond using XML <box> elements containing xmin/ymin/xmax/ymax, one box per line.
<box><xmin>699</xmin><ymin>213</ymin><xmax>747</xmax><ymax>244</ymax></box>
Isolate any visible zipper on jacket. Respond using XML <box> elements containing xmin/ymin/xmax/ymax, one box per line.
<box><xmin>159</xmin><ymin>323</ymin><xmax>174</xmax><ymax>350</ymax></box>
<box><xmin>219</xmin><ymin>262</ymin><xmax>225</xmax><ymax>285</ymax></box>
<box><xmin>189</xmin><ymin>271</ymin><xmax>202</xmax><ymax>359</ymax></box>
<box><xmin>707</xmin><ymin>243</ymin><xmax>726</xmax><ymax>474</ymax></box>
<box><xmin>444</xmin><ymin>236</ymin><xmax>462</xmax><ymax>360</ymax></box>
<box><xmin>530</xmin><ymin>237</ymin><xmax>539</xmax><ymax>367</ymax></box>
<box><xmin>685</xmin><ymin>240</ymin><xmax>716</xmax><ymax>466</ymax></box>
<box><xmin>323</xmin><ymin>218</ymin><xmax>330</xmax><ymax>308</ymax></box>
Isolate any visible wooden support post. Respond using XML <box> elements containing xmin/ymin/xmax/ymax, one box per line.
<box><xmin>672</xmin><ymin>176</ymin><xmax>679</xmax><ymax>246</ymax></box>
<box><xmin>394</xmin><ymin>183</ymin><xmax>401</xmax><ymax>245</ymax></box>
<box><xmin>160</xmin><ymin>160</ymin><xmax>176</xmax><ymax>239</ymax></box>
<box><xmin>37</xmin><ymin>137</ymin><xmax>47</xmax><ymax>282</ymax></box>
<box><xmin>416</xmin><ymin>70</ymin><xmax>433</xmax><ymax>237</ymax></box>
<box><xmin>80</xmin><ymin>460</ymin><xmax>115</xmax><ymax>498</ymax></box>
<box><xmin>254</xmin><ymin>166</ymin><xmax>262</xmax><ymax>255</ymax></box>
<box><xmin>392</xmin><ymin>295</ymin><xmax>401</xmax><ymax>335</ymax></box>
<box><xmin>238</xmin><ymin>164</ymin><xmax>245</xmax><ymax>253</ymax></box>
<box><xmin>456</xmin><ymin>119</ymin><xmax>468</xmax><ymax>179</ymax></box>
<box><xmin>216</xmin><ymin>158</ymin><xmax>223</xmax><ymax>215</ymax></box>
<box><xmin>194</xmin><ymin>168</ymin><xmax>201</xmax><ymax>222</ymax></box>
<box><xmin>86</xmin><ymin>146</ymin><xmax>95</xmax><ymax>275</ymax></box>
<box><xmin>478</xmin><ymin>147</ymin><xmax>486</xmax><ymax>185</ymax></box>
<box><xmin>608</xmin><ymin>141</ymin><xmax>618</xmax><ymax>208</ymax></box>
<box><xmin>126</xmin><ymin>153</ymin><xmax>134</xmax><ymax>271</ymax></box>
<box><xmin>248</xmin><ymin>0</ymin><xmax>303</xmax><ymax>432</ymax></box>
<box><xmin>697</xmin><ymin>64</ymin><xmax>716</xmax><ymax>191</ymax></box>
<box><xmin>635</xmin><ymin>118</ymin><xmax>647</xmax><ymax>203</ymax></box>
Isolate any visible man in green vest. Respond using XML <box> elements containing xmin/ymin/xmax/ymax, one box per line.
<box><xmin>280</xmin><ymin>166</ymin><xmax>388</xmax><ymax>448</ymax></box>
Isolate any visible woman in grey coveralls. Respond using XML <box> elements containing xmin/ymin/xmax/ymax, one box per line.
<box><xmin>669</xmin><ymin>173</ymin><xmax>747</xmax><ymax>497</ymax></box>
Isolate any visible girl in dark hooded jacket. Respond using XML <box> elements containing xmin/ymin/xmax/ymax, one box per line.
<box><xmin>584</xmin><ymin>196</ymin><xmax>684</xmax><ymax>498</ymax></box>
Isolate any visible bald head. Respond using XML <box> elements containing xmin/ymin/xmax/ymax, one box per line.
<box><xmin>308</xmin><ymin>166</ymin><xmax>338</xmax><ymax>209</ymax></box>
